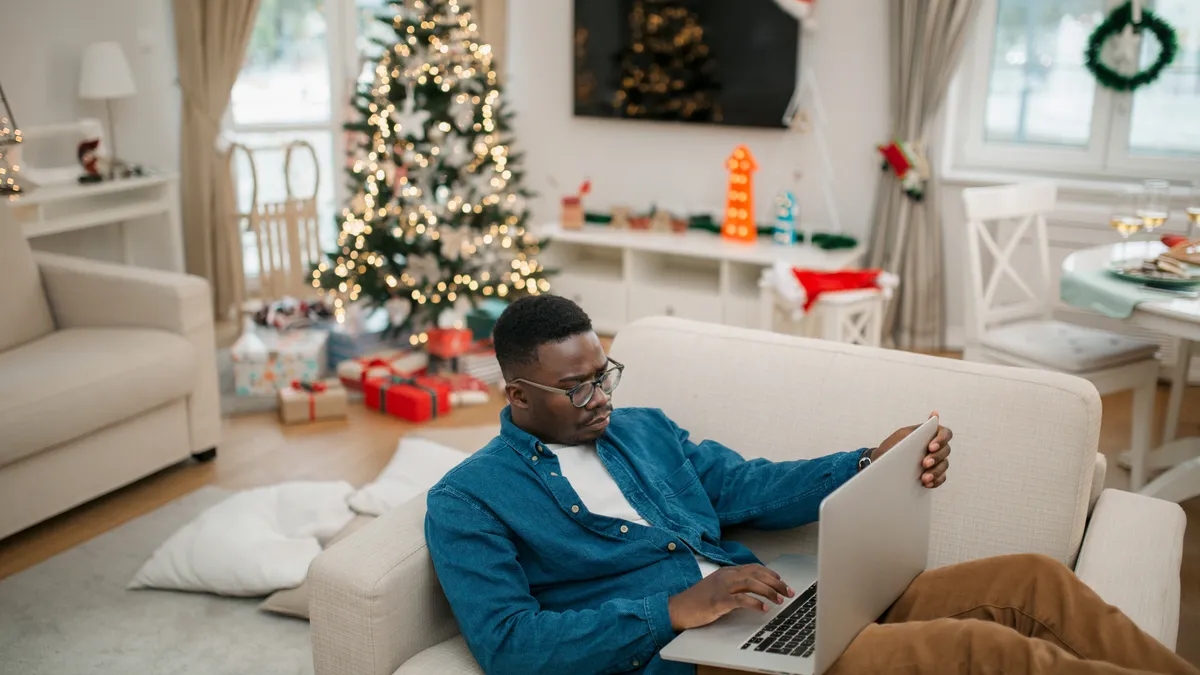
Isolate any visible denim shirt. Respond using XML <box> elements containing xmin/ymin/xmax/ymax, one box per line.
<box><xmin>425</xmin><ymin>406</ymin><xmax>862</xmax><ymax>675</ymax></box>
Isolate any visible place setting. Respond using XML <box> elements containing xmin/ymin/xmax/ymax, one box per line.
<box><xmin>1106</xmin><ymin>179</ymin><xmax>1200</xmax><ymax>300</ymax></box>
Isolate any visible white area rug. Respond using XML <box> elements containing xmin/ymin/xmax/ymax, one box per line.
<box><xmin>0</xmin><ymin>487</ymin><xmax>314</xmax><ymax>675</ymax></box>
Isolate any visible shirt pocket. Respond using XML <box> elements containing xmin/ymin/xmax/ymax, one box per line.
<box><xmin>658</xmin><ymin>459</ymin><xmax>703</xmax><ymax>498</ymax></box>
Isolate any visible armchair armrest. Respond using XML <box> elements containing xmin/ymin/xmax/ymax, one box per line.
<box><xmin>310</xmin><ymin>496</ymin><xmax>460</xmax><ymax>675</ymax></box>
<box><xmin>1074</xmin><ymin>488</ymin><xmax>1185</xmax><ymax>649</ymax></box>
<box><xmin>35</xmin><ymin>252</ymin><xmax>211</xmax><ymax>334</ymax></box>
<box><xmin>34</xmin><ymin>252</ymin><xmax>219</xmax><ymax>452</ymax></box>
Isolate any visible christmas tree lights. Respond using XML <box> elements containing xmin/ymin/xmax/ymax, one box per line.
<box><xmin>315</xmin><ymin>0</ymin><xmax>544</xmax><ymax>337</ymax></box>
<box><xmin>0</xmin><ymin>80</ymin><xmax>23</xmax><ymax>199</ymax></box>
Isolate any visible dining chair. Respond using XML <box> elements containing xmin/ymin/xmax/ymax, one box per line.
<box><xmin>961</xmin><ymin>181</ymin><xmax>1161</xmax><ymax>489</ymax></box>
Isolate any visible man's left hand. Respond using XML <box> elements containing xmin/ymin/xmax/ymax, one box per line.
<box><xmin>870</xmin><ymin>412</ymin><xmax>952</xmax><ymax>489</ymax></box>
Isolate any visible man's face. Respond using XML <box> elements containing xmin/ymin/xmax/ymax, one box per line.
<box><xmin>506</xmin><ymin>331</ymin><xmax>613</xmax><ymax>445</ymax></box>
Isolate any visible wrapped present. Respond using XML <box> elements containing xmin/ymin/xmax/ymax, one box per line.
<box><xmin>279</xmin><ymin>379</ymin><xmax>349</xmax><ymax>424</ymax></box>
<box><xmin>232</xmin><ymin>329</ymin><xmax>328</xmax><ymax>396</ymax></box>
<box><xmin>427</xmin><ymin>373</ymin><xmax>492</xmax><ymax>407</ymax></box>
<box><xmin>425</xmin><ymin>328</ymin><xmax>473</xmax><ymax>359</ymax></box>
<box><xmin>336</xmin><ymin>350</ymin><xmax>429</xmax><ymax>389</ymax></box>
<box><xmin>364</xmin><ymin>375</ymin><xmax>452</xmax><ymax>422</ymax></box>
<box><xmin>321</xmin><ymin>306</ymin><xmax>414</xmax><ymax>368</ymax></box>
<box><xmin>466</xmin><ymin>299</ymin><xmax>508</xmax><ymax>341</ymax></box>
<box><xmin>460</xmin><ymin>343</ymin><xmax>502</xmax><ymax>384</ymax></box>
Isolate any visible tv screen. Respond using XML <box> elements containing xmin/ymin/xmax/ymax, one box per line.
<box><xmin>573</xmin><ymin>0</ymin><xmax>800</xmax><ymax>129</ymax></box>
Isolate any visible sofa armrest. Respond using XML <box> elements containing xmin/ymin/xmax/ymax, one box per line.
<box><xmin>1074</xmin><ymin>488</ymin><xmax>1185</xmax><ymax>649</ymax></box>
<box><xmin>34</xmin><ymin>252</ymin><xmax>220</xmax><ymax>452</ymax></box>
<box><xmin>310</xmin><ymin>496</ymin><xmax>460</xmax><ymax>675</ymax></box>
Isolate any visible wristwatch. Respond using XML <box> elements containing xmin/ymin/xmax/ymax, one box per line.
<box><xmin>857</xmin><ymin>448</ymin><xmax>875</xmax><ymax>473</ymax></box>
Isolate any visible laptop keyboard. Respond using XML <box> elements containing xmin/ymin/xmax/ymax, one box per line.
<box><xmin>739</xmin><ymin>582</ymin><xmax>818</xmax><ymax>658</ymax></box>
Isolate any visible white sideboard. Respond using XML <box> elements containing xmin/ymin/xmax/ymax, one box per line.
<box><xmin>538</xmin><ymin>224</ymin><xmax>866</xmax><ymax>334</ymax></box>
<box><xmin>5</xmin><ymin>174</ymin><xmax>184</xmax><ymax>273</ymax></box>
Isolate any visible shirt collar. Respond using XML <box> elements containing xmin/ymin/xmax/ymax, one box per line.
<box><xmin>499</xmin><ymin>406</ymin><xmax>552</xmax><ymax>457</ymax></box>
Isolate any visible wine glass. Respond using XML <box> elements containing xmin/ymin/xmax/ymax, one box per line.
<box><xmin>1111</xmin><ymin>186</ymin><xmax>1142</xmax><ymax>263</ymax></box>
<box><xmin>1187</xmin><ymin>180</ymin><xmax>1200</xmax><ymax>241</ymax></box>
<box><xmin>1138</xmin><ymin>179</ymin><xmax>1171</xmax><ymax>234</ymax></box>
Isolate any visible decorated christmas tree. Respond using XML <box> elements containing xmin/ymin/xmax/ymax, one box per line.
<box><xmin>315</xmin><ymin>0</ymin><xmax>545</xmax><ymax>337</ymax></box>
<box><xmin>611</xmin><ymin>0</ymin><xmax>721</xmax><ymax>122</ymax></box>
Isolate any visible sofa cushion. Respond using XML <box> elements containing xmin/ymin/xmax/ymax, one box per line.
<box><xmin>0</xmin><ymin>328</ymin><xmax>198</xmax><ymax>467</ymax></box>
<box><xmin>980</xmin><ymin>320</ymin><xmax>1158</xmax><ymax>373</ymax></box>
<box><xmin>393</xmin><ymin>636</ymin><xmax>482</xmax><ymax>675</ymax></box>
<box><xmin>0</xmin><ymin>217</ymin><xmax>55</xmax><ymax>352</ymax></box>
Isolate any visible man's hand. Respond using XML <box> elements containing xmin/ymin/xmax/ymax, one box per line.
<box><xmin>870</xmin><ymin>411</ymin><xmax>953</xmax><ymax>489</ymax></box>
<box><xmin>668</xmin><ymin>564</ymin><xmax>794</xmax><ymax>631</ymax></box>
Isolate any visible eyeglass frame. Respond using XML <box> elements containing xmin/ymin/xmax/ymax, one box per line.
<box><xmin>509</xmin><ymin>358</ymin><xmax>625</xmax><ymax>408</ymax></box>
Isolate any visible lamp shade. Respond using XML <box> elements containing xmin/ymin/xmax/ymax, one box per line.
<box><xmin>79</xmin><ymin>42</ymin><xmax>137</xmax><ymax>100</ymax></box>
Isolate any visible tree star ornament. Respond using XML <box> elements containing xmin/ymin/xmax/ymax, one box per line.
<box><xmin>392</xmin><ymin>83</ymin><xmax>432</xmax><ymax>141</ymax></box>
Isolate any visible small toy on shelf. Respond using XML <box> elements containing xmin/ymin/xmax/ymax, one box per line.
<box><xmin>561</xmin><ymin>179</ymin><xmax>592</xmax><ymax>230</ymax></box>
<box><xmin>611</xmin><ymin>206</ymin><xmax>632</xmax><ymax>230</ymax></box>
<box><xmin>278</xmin><ymin>379</ymin><xmax>349</xmax><ymax>424</ymax></box>
<box><xmin>773</xmin><ymin>191</ymin><xmax>797</xmax><ymax>245</ymax></box>
<box><xmin>722</xmin><ymin>145</ymin><xmax>758</xmax><ymax>242</ymax></box>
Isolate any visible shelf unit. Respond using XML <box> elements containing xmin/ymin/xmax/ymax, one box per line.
<box><xmin>539</xmin><ymin>224</ymin><xmax>866</xmax><ymax>334</ymax></box>
<box><xmin>4</xmin><ymin>174</ymin><xmax>183</xmax><ymax>272</ymax></box>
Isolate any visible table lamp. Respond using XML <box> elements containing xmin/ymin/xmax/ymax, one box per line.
<box><xmin>79</xmin><ymin>41</ymin><xmax>137</xmax><ymax>179</ymax></box>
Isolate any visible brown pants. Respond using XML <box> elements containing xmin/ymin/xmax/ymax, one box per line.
<box><xmin>826</xmin><ymin>553</ymin><xmax>1197</xmax><ymax>675</ymax></box>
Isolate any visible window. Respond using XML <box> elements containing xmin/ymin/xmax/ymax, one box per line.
<box><xmin>954</xmin><ymin>0</ymin><xmax>1200</xmax><ymax>179</ymax></box>
<box><xmin>228</xmin><ymin>0</ymin><xmax>393</xmax><ymax>278</ymax></box>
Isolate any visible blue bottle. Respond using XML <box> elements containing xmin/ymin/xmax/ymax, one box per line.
<box><xmin>773</xmin><ymin>191</ymin><xmax>797</xmax><ymax>245</ymax></box>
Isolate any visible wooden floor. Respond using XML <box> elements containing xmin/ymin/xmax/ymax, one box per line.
<box><xmin>0</xmin><ymin>366</ymin><xmax>1196</xmax><ymax>664</ymax></box>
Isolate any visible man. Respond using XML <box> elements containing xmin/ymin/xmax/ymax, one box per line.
<box><xmin>426</xmin><ymin>296</ymin><xmax>1195</xmax><ymax>675</ymax></box>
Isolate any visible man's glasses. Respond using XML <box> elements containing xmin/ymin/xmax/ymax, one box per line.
<box><xmin>512</xmin><ymin>358</ymin><xmax>624</xmax><ymax>408</ymax></box>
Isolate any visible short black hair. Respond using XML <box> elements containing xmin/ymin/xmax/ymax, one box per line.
<box><xmin>493</xmin><ymin>295</ymin><xmax>592</xmax><ymax>374</ymax></box>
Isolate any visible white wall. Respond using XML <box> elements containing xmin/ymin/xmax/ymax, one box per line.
<box><xmin>505</xmin><ymin>0</ymin><xmax>889</xmax><ymax>239</ymax></box>
<box><xmin>0</xmin><ymin>0</ymin><xmax>179</xmax><ymax>260</ymax></box>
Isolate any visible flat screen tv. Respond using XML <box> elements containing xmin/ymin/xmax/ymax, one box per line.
<box><xmin>572</xmin><ymin>0</ymin><xmax>800</xmax><ymax>129</ymax></box>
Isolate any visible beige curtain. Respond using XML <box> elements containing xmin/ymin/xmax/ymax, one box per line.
<box><xmin>867</xmin><ymin>0</ymin><xmax>982</xmax><ymax>350</ymax></box>
<box><xmin>473</xmin><ymin>0</ymin><xmax>508</xmax><ymax>78</ymax></box>
<box><xmin>174</xmin><ymin>0</ymin><xmax>261</xmax><ymax>319</ymax></box>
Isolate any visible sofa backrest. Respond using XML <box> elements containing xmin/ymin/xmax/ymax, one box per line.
<box><xmin>0</xmin><ymin>221</ymin><xmax>55</xmax><ymax>351</ymax></box>
<box><xmin>609</xmin><ymin>317</ymin><xmax>1101</xmax><ymax>568</ymax></box>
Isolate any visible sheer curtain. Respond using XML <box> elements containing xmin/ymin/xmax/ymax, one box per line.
<box><xmin>173</xmin><ymin>0</ymin><xmax>261</xmax><ymax>320</ymax></box>
<box><xmin>867</xmin><ymin>0</ymin><xmax>982</xmax><ymax>350</ymax></box>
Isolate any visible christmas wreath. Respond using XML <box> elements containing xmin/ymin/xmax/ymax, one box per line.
<box><xmin>1084</xmin><ymin>1</ymin><xmax>1178</xmax><ymax>92</ymax></box>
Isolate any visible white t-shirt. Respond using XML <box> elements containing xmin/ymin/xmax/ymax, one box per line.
<box><xmin>549</xmin><ymin>443</ymin><xmax>721</xmax><ymax>578</ymax></box>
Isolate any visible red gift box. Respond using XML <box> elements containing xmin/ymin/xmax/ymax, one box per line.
<box><xmin>363</xmin><ymin>375</ymin><xmax>452</xmax><ymax>422</ymax></box>
<box><xmin>426</xmin><ymin>328</ymin><xmax>473</xmax><ymax>359</ymax></box>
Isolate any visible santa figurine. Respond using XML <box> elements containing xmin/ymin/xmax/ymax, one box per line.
<box><xmin>77</xmin><ymin>139</ymin><xmax>107</xmax><ymax>184</ymax></box>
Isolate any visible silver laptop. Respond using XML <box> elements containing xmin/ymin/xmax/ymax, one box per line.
<box><xmin>660</xmin><ymin>417</ymin><xmax>938</xmax><ymax>675</ymax></box>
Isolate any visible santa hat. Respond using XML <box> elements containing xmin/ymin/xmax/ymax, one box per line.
<box><xmin>764</xmin><ymin>261</ymin><xmax>898</xmax><ymax>320</ymax></box>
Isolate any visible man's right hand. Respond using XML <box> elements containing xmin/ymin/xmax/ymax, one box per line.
<box><xmin>668</xmin><ymin>564</ymin><xmax>794</xmax><ymax>632</ymax></box>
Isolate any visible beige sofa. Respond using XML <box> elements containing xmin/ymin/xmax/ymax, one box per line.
<box><xmin>0</xmin><ymin>224</ymin><xmax>220</xmax><ymax>540</ymax></box>
<box><xmin>310</xmin><ymin>317</ymin><xmax>1187</xmax><ymax>675</ymax></box>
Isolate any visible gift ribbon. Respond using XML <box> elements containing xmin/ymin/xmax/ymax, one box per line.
<box><xmin>357</xmin><ymin>358</ymin><xmax>395</xmax><ymax>385</ymax></box>
<box><xmin>291</xmin><ymin>380</ymin><xmax>328</xmax><ymax>421</ymax></box>
<box><xmin>380</xmin><ymin>376</ymin><xmax>440</xmax><ymax>419</ymax></box>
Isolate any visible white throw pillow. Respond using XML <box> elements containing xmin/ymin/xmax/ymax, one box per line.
<box><xmin>348</xmin><ymin>436</ymin><xmax>469</xmax><ymax>516</ymax></box>
<box><xmin>129</xmin><ymin>481</ymin><xmax>356</xmax><ymax>597</ymax></box>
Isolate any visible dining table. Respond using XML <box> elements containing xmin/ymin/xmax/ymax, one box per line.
<box><xmin>1061</xmin><ymin>240</ymin><xmax>1200</xmax><ymax>504</ymax></box>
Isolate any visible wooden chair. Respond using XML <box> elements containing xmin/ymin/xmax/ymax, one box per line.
<box><xmin>961</xmin><ymin>182</ymin><xmax>1160</xmax><ymax>489</ymax></box>
<box><xmin>226</xmin><ymin>139</ymin><xmax>323</xmax><ymax>334</ymax></box>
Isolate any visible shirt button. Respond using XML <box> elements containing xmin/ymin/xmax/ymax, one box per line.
<box><xmin>531</xmin><ymin>455</ymin><xmax>538</xmax><ymax>462</ymax></box>
<box><xmin>632</xmin><ymin>660</ymin><xmax>640</xmax><ymax>667</ymax></box>
<box><xmin>550</xmin><ymin>472</ymin><xmax>559</xmax><ymax>477</ymax></box>
<box><xmin>667</xmin><ymin>542</ymin><xmax>677</xmax><ymax>551</ymax></box>
<box><xmin>571</xmin><ymin>505</ymin><xmax>580</xmax><ymax>513</ymax></box>
<box><xmin>537</xmin><ymin>444</ymin><xmax>546</xmax><ymax>454</ymax></box>
<box><xmin>620</xmin><ymin>525</ymin><xmax>629</xmax><ymax>533</ymax></box>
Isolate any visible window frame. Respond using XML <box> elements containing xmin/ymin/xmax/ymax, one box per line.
<box><xmin>950</xmin><ymin>0</ymin><xmax>1200</xmax><ymax>182</ymax></box>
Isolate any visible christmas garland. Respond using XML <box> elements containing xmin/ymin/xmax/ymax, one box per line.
<box><xmin>1085</xmin><ymin>1</ymin><xmax>1178</xmax><ymax>92</ymax></box>
<box><xmin>583</xmin><ymin>211</ymin><xmax>858</xmax><ymax>250</ymax></box>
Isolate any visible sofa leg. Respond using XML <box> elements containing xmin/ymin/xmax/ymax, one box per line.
<box><xmin>192</xmin><ymin>447</ymin><xmax>217</xmax><ymax>463</ymax></box>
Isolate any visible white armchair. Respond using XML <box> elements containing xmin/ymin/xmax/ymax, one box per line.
<box><xmin>310</xmin><ymin>317</ymin><xmax>1186</xmax><ymax>675</ymax></box>
<box><xmin>0</xmin><ymin>223</ymin><xmax>220</xmax><ymax>539</ymax></box>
